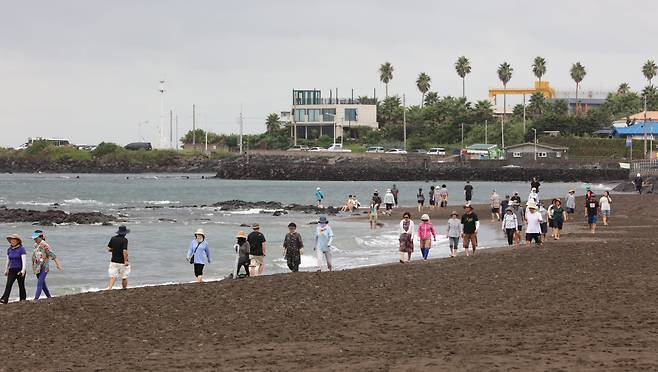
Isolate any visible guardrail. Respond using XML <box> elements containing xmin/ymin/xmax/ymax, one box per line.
<box><xmin>632</xmin><ymin>160</ymin><xmax>658</xmax><ymax>175</ymax></box>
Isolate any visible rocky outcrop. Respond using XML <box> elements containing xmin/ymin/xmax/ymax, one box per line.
<box><xmin>215</xmin><ymin>153</ymin><xmax>630</xmax><ymax>182</ymax></box>
<box><xmin>211</xmin><ymin>200</ymin><xmax>340</xmax><ymax>215</ymax></box>
<box><xmin>0</xmin><ymin>156</ymin><xmax>221</xmax><ymax>173</ymax></box>
<box><xmin>0</xmin><ymin>206</ymin><xmax>117</xmax><ymax>225</ymax></box>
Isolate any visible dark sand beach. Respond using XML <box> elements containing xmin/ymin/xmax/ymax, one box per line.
<box><xmin>1</xmin><ymin>194</ymin><xmax>657</xmax><ymax>371</ymax></box>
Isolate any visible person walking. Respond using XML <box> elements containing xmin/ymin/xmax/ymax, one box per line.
<box><xmin>31</xmin><ymin>230</ymin><xmax>63</xmax><ymax>300</ymax></box>
<box><xmin>391</xmin><ymin>184</ymin><xmax>399</xmax><ymax>207</ymax></box>
<box><xmin>187</xmin><ymin>228</ymin><xmax>211</xmax><ymax>283</ymax></box>
<box><xmin>530</xmin><ymin>177</ymin><xmax>541</xmax><ymax>194</ymax></box>
<box><xmin>283</xmin><ymin>222</ymin><xmax>304</xmax><ymax>272</ymax></box>
<box><xmin>1</xmin><ymin>234</ymin><xmax>27</xmax><ymax>304</ymax></box>
<box><xmin>524</xmin><ymin>202</ymin><xmax>543</xmax><ymax>246</ymax></box>
<box><xmin>447</xmin><ymin>211</ymin><xmax>461</xmax><ymax>257</ymax></box>
<box><xmin>418</xmin><ymin>214</ymin><xmax>436</xmax><ymax>260</ymax></box>
<box><xmin>107</xmin><ymin>225</ymin><xmax>130</xmax><ymax>290</ymax></box>
<box><xmin>501</xmin><ymin>207</ymin><xmax>519</xmax><ymax>246</ymax></box>
<box><xmin>586</xmin><ymin>193</ymin><xmax>599</xmax><ymax>234</ymax></box>
<box><xmin>538</xmin><ymin>202</ymin><xmax>548</xmax><ymax>244</ymax></box>
<box><xmin>565</xmin><ymin>190</ymin><xmax>576</xmax><ymax>221</ymax></box>
<box><xmin>247</xmin><ymin>223</ymin><xmax>267</xmax><ymax>276</ymax></box>
<box><xmin>429</xmin><ymin>185</ymin><xmax>436</xmax><ymax>210</ymax></box>
<box><xmin>527</xmin><ymin>188</ymin><xmax>539</xmax><ymax>204</ymax></box>
<box><xmin>314</xmin><ymin>216</ymin><xmax>334</xmax><ymax>271</ymax></box>
<box><xmin>464</xmin><ymin>181</ymin><xmax>474</xmax><ymax>203</ymax></box>
<box><xmin>438</xmin><ymin>184</ymin><xmax>449</xmax><ymax>208</ymax></box>
<box><xmin>234</xmin><ymin>231</ymin><xmax>250</xmax><ymax>277</ymax></box>
<box><xmin>315</xmin><ymin>187</ymin><xmax>325</xmax><ymax>208</ymax></box>
<box><xmin>368</xmin><ymin>201</ymin><xmax>378</xmax><ymax>229</ymax></box>
<box><xmin>372</xmin><ymin>190</ymin><xmax>382</xmax><ymax>213</ymax></box>
<box><xmin>500</xmin><ymin>195</ymin><xmax>510</xmax><ymax>221</ymax></box>
<box><xmin>416</xmin><ymin>188</ymin><xmax>425</xmax><ymax>212</ymax></box>
<box><xmin>383</xmin><ymin>189</ymin><xmax>395</xmax><ymax>216</ymax></box>
<box><xmin>460</xmin><ymin>204</ymin><xmax>479</xmax><ymax>256</ymax></box>
<box><xmin>511</xmin><ymin>201</ymin><xmax>525</xmax><ymax>247</ymax></box>
<box><xmin>398</xmin><ymin>212</ymin><xmax>415</xmax><ymax>263</ymax></box>
<box><xmin>634</xmin><ymin>173</ymin><xmax>643</xmax><ymax>194</ymax></box>
<box><xmin>550</xmin><ymin>199</ymin><xmax>566</xmax><ymax>239</ymax></box>
<box><xmin>433</xmin><ymin>186</ymin><xmax>442</xmax><ymax>210</ymax></box>
<box><xmin>600</xmin><ymin>191</ymin><xmax>612</xmax><ymax>226</ymax></box>
<box><xmin>490</xmin><ymin>190</ymin><xmax>501</xmax><ymax>221</ymax></box>
<box><xmin>510</xmin><ymin>191</ymin><xmax>522</xmax><ymax>205</ymax></box>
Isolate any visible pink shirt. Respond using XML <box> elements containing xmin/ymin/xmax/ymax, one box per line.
<box><xmin>417</xmin><ymin>222</ymin><xmax>436</xmax><ymax>240</ymax></box>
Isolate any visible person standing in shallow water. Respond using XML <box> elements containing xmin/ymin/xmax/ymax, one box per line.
<box><xmin>314</xmin><ymin>216</ymin><xmax>334</xmax><ymax>271</ymax></box>
<box><xmin>107</xmin><ymin>225</ymin><xmax>130</xmax><ymax>289</ymax></box>
<box><xmin>417</xmin><ymin>188</ymin><xmax>425</xmax><ymax>212</ymax></box>
<box><xmin>398</xmin><ymin>212</ymin><xmax>415</xmax><ymax>263</ymax></box>
<box><xmin>464</xmin><ymin>181</ymin><xmax>473</xmax><ymax>203</ymax></box>
<box><xmin>391</xmin><ymin>184</ymin><xmax>399</xmax><ymax>207</ymax></box>
<box><xmin>417</xmin><ymin>214</ymin><xmax>436</xmax><ymax>260</ymax></box>
<box><xmin>315</xmin><ymin>187</ymin><xmax>324</xmax><ymax>208</ymax></box>
<box><xmin>234</xmin><ymin>231</ymin><xmax>250</xmax><ymax>277</ymax></box>
<box><xmin>283</xmin><ymin>222</ymin><xmax>304</xmax><ymax>272</ymax></box>
<box><xmin>248</xmin><ymin>223</ymin><xmax>267</xmax><ymax>276</ymax></box>
<box><xmin>31</xmin><ymin>230</ymin><xmax>63</xmax><ymax>300</ymax></box>
<box><xmin>1</xmin><ymin>234</ymin><xmax>27</xmax><ymax>303</ymax></box>
<box><xmin>187</xmin><ymin>228</ymin><xmax>211</xmax><ymax>283</ymax></box>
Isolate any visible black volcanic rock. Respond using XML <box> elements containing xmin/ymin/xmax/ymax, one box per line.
<box><xmin>0</xmin><ymin>207</ymin><xmax>116</xmax><ymax>225</ymax></box>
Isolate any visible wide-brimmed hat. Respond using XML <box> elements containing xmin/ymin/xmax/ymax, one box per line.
<box><xmin>316</xmin><ymin>187</ymin><xmax>321</xmax><ymax>190</ymax></box>
<box><xmin>6</xmin><ymin>234</ymin><xmax>22</xmax><ymax>244</ymax></box>
<box><xmin>386</xmin><ymin>188</ymin><xmax>391</xmax><ymax>192</ymax></box>
<box><xmin>450</xmin><ymin>210</ymin><xmax>458</xmax><ymax>216</ymax></box>
<box><xmin>194</xmin><ymin>228</ymin><xmax>205</xmax><ymax>236</ymax></box>
<box><xmin>236</xmin><ymin>231</ymin><xmax>247</xmax><ymax>239</ymax></box>
<box><xmin>116</xmin><ymin>225</ymin><xmax>130</xmax><ymax>235</ymax></box>
<box><xmin>569</xmin><ymin>189</ymin><xmax>575</xmax><ymax>193</ymax></box>
<box><xmin>421</xmin><ymin>214</ymin><xmax>430</xmax><ymax>221</ymax></box>
<box><xmin>251</xmin><ymin>223</ymin><xmax>260</xmax><ymax>230</ymax></box>
<box><xmin>463</xmin><ymin>203</ymin><xmax>473</xmax><ymax>209</ymax></box>
<box><xmin>527</xmin><ymin>202</ymin><xmax>538</xmax><ymax>210</ymax></box>
<box><xmin>318</xmin><ymin>215</ymin><xmax>329</xmax><ymax>224</ymax></box>
<box><xmin>505</xmin><ymin>206</ymin><xmax>513</xmax><ymax>212</ymax></box>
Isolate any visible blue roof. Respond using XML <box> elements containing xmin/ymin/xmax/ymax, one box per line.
<box><xmin>613</xmin><ymin>122</ymin><xmax>658</xmax><ymax>136</ymax></box>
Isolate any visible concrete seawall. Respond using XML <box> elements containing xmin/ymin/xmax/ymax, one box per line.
<box><xmin>215</xmin><ymin>152</ymin><xmax>629</xmax><ymax>182</ymax></box>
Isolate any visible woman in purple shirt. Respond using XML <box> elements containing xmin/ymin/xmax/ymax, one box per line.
<box><xmin>1</xmin><ymin>234</ymin><xmax>27</xmax><ymax>303</ymax></box>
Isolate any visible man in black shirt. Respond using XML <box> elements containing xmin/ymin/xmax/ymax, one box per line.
<box><xmin>248</xmin><ymin>223</ymin><xmax>267</xmax><ymax>276</ymax></box>
<box><xmin>530</xmin><ymin>177</ymin><xmax>541</xmax><ymax>193</ymax></box>
<box><xmin>585</xmin><ymin>193</ymin><xmax>599</xmax><ymax>234</ymax></box>
<box><xmin>464</xmin><ymin>181</ymin><xmax>474</xmax><ymax>202</ymax></box>
<box><xmin>107</xmin><ymin>225</ymin><xmax>130</xmax><ymax>290</ymax></box>
<box><xmin>460</xmin><ymin>204</ymin><xmax>479</xmax><ymax>256</ymax></box>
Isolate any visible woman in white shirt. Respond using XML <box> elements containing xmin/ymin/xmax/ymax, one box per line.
<box><xmin>599</xmin><ymin>191</ymin><xmax>612</xmax><ymax>226</ymax></box>
<box><xmin>501</xmin><ymin>207</ymin><xmax>519</xmax><ymax>246</ymax></box>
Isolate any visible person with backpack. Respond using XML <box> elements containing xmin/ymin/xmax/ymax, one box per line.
<box><xmin>187</xmin><ymin>228</ymin><xmax>211</xmax><ymax>283</ymax></box>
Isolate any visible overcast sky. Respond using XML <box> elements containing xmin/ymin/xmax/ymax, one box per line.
<box><xmin>1</xmin><ymin>0</ymin><xmax>656</xmax><ymax>147</ymax></box>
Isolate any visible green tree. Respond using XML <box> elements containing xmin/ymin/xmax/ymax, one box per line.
<box><xmin>379</xmin><ymin>62</ymin><xmax>394</xmax><ymax>98</ymax></box>
<box><xmin>377</xmin><ymin>96</ymin><xmax>404</xmax><ymax>128</ymax></box>
<box><xmin>416</xmin><ymin>72</ymin><xmax>431</xmax><ymax>107</ymax></box>
<box><xmin>455</xmin><ymin>56</ymin><xmax>471</xmax><ymax>98</ymax></box>
<box><xmin>570</xmin><ymin>62</ymin><xmax>587</xmax><ymax>115</ymax></box>
<box><xmin>641</xmin><ymin>85</ymin><xmax>658</xmax><ymax>111</ymax></box>
<box><xmin>424</xmin><ymin>92</ymin><xmax>439</xmax><ymax>106</ymax></box>
<box><xmin>642</xmin><ymin>60</ymin><xmax>657</xmax><ymax>86</ymax></box>
<box><xmin>532</xmin><ymin>56</ymin><xmax>547</xmax><ymax>83</ymax></box>
<box><xmin>617</xmin><ymin>82</ymin><xmax>631</xmax><ymax>95</ymax></box>
<box><xmin>92</xmin><ymin>142</ymin><xmax>123</xmax><ymax>158</ymax></box>
<box><xmin>527</xmin><ymin>92</ymin><xmax>547</xmax><ymax>119</ymax></box>
<box><xmin>497</xmin><ymin>62</ymin><xmax>513</xmax><ymax>148</ymax></box>
<box><xmin>265</xmin><ymin>113</ymin><xmax>281</xmax><ymax>134</ymax></box>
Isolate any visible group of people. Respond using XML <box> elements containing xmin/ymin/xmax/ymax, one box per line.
<box><xmin>416</xmin><ymin>184</ymin><xmax>450</xmax><ymax>211</ymax></box>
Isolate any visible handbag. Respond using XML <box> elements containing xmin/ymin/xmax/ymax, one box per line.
<box><xmin>189</xmin><ymin>242</ymin><xmax>202</xmax><ymax>264</ymax></box>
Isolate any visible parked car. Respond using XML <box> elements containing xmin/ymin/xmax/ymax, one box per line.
<box><xmin>366</xmin><ymin>146</ymin><xmax>385</xmax><ymax>153</ymax></box>
<box><xmin>427</xmin><ymin>147</ymin><xmax>446</xmax><ymax>156</ymax></box>
<box><xmin>286</xmin><ymin>145</ymin><xmax>309</xmax><ymax>151</ymax></box>
<box><xmin>124</xmin><ymin>142</ymin><xmax>152</xmax><ymax>151</ymax></box>
<box><xmin>386</xmin><ymin>148</ymin><xmax>407</xmax><ymax>154</ymax></box>
<box><xmin>308</xmin><ymin>147</ymin><xmax>325</xmax><ymax>152</ymax></box>
<box><xmin>326</xmin><ymin>143</ymin><xmax>352</xmax><ymax>152</ymax></box>
<box><xmin>412</xmin><ymin>149</ymin><xmax>428</xmax><ymax>154</ymax></box>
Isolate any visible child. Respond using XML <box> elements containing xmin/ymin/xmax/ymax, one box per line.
<box><xmin>368</xmin><ymin>202</ymin><xmax>378</xmax><ymax>229</ymax></box>
<box><xmin>446</xmin><ymin>211</ymin><xmax>461</xmax><ymax>257</ymax></box>
<box><xmin>418</xmin><ymin>214</ymin><xmax>436</xmax><ymax>260</ymax></box>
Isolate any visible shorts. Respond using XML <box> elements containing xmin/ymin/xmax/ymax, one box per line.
<box><xmin>249</xmin><ymin>255</ymin><xmax>265</xmax><ymax>268</ymax></box>
<box><xmin>108</xmin><ymin>262</ymin><xmax>130</xmax><ymax>279</ymax></box>
<box><xmin>567</xmin><ymin>208</ymin><xmax>575</xmax><ymax>214</ymax></box>
<box><xmin>540</xmin><ymin>222</ymin><xmax>548</xmax><ymax>234</ymax></box>
<box><xmin>517</xmin><ymin>225</ymin><xmax>524</xmax><ymax>232</ymax></box>
<box><xmin>420</xmin><ymin>239</ymin><xmax>432</xmax><ymax>249</ymax></box>
<box><xmin>429</xmin><ymin>199</ymin><xmax>435</xmax><ymax>206</ymax></box>
<box><xmin>418</xmin><ymin>200</ymin><xmax>425</xmax><ymax>206</ymax></box>
<box><xmin>525</xmin><ymin>233</ymin><xmax>541</xmax><ymax>244</ymax></box>
<box><xmin>588</xmin><ymin>215</ymin><xmax>598</xmax><ymax>225</ymax></box>
<box><xmin>602</xmin><ymin>210</ymin><xmax>610</xmax><ymax>217</ymax></box>
<box><xmin>491</xmin><ymin>208</ymin><xmax>499</xmax><ymax>214</ymax></box>
<box><xmin>548</xmin><ymin>219</ymin><xmax>555</xmax><ymax>228</ymax></box>
<box><xmin>385</xmin><ymin>203</ymin><xmax>393</xmax><ymax>211</ymax></box>
<box><xmin>194</xmin><ymin>263</ymin><xmax>204</xmax><ymax>277</ymax></box>
<box><xmin>369</xmin><ymin>213</ymin><xmax>378</xmax><ymax>222</ymax></box>
<box><xmin>553</xmin><ymin>220</ymin><xmax>564</xmax><ymax>230</ymax></box>
<box><xmin>463</xmin><ymin>233</ymin><xmax>477</xmax><ymax>248</ymax></box>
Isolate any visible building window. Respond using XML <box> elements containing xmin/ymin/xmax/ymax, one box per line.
<box><xmin>293</xmin><ymin>109</ymin><xmax>306</xmax><ymax>122</ymax></box>
<box><xmin>537</xmin><ymin>152</ymin><xmax>547</xmax><ymax>158</ymax></box>
<box><xmin>344</xmin><ymin>108</ymin><xmax>358</xmax><ymax>122</ymax></box>
<box><xmin>556</xmin><ymin>151</ymin><xmax>562</xmax><ymax>158</ymax></box>
<box><xmin>322</xmin><ymin>108</ymin><xmax>336</xmax><ymax>122</ymax></box>
<box><xmin>308</xmin><ymin>109</ymin><xmax>321</xmax><ymax>122</ymax></box>
<box><xmin>512</xmin><ymin>152</ymin><xmax>522</xmax><ymax>158</ymax></box>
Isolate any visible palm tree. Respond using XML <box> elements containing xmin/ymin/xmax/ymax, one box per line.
<box><xmin>642</xmin><ymin>60</ymin><xmax>657</xmax><ymax>86</ymax></box>
<box><xmin>532</xmin><ymin>56</ymin><xmax>547</xmax><ymax>83</ymax></box>
<box><xmin>265</xmin><ymin>113</ymin><xmax>280</xmax><ymax>134</ymax></box>
<box><xmin>379</xmin><ymin>62</ymin><xmax>394</xmax><ymax>98</ymax></box>
<box><xmin>416</xmin><ymin>72</ymin><xmax>431</xmax><ymax>107</ymax></box>
<box><xmin>497</xmin><ymin>62</ymin><xmax>513</xmax><ymax>149</ymax></box>
<box><xmin>570</xmin><ymin>62</ymin><xmax>587</xmax><ymax>115</ymax></box>
<box><xmin>424</xmin><ymin>91</ymin><xmax>439</xmax><ymax>106</ymax></box>
<box><xmin>617</xmin><ymin>83</ymin><xmax>631</xmax><ymax>95</ymax></box>
<box><xmin>454</xmin><ymin>56</ymin><xmax>471</xmax><ymax>98</ymax></box>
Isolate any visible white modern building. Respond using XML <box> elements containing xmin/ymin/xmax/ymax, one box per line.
<box><xmin>287</xmin><ymin>89</ymin><xmax>378</xmax><ymax>140</ymax></box>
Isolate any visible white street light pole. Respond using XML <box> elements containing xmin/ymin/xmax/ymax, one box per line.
<box><xmin>403</xmin><ymin>94</ymin><xmax>407</xmax><ymax>151</ymax></box>
<box><xmin>523</xmin><ymin>93</ymin><xmax>527</xmax><ymax>134</ymax></box>
<box><xmin>461</xmin><ymin>123</ymin><xmax>464</xmax><ymax>150</ymax></box>
<box><xmin>158</xmin><ymin>80</ymin><xmax>166</xmax><ymax>149</ymax></box>
<box><xmin>533</xmin><ymin>128</ymin><xmax>537</xmax><ymax>161</ymax></box>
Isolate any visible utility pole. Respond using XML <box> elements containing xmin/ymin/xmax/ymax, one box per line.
<box><xmin>522</xmin><ymin>93</ymin><xmax>527</xmax><ymax>134</ymax></box>
<box><xmin>644</xmin><ymin>93</ymin><xmax>648</xmax><ymax>157</ymax></box>
<box><xmin>169</xmin><ymin>110</ymin><xmax>173</xmax><ymax>149</ymax></box>
<box><xmin>192</xmin><ymin>104</ymin><xmax>196</xmax><ymax>151</ymax></box>
<box><xmin>159</xmin><ymin>80</ymin><xmax>166</xmax><ymax>149</ymax></box>
<box><xmin>533</xmin><ymin>128</ymin><xmax>537</xmax><ymax>161</ymax></box>
<box><xmin>485</xmin><ymin>119</ymin><xmax>488</xmax><ymax>144</ymax></box>
<box><xmin>403</xmin><ymin>94</ymin><xmax>407</xmax><ymax>151</ymax></box>
<box><xmin>175</xmin><ymin>115</ymin><xmax>179</xmax><ymax>150</ymax></box>
<box><xmin>461</xmin><ymin>123</ymin><xmax>464</xmax><ymax>150</ymax></box>
<box><xmin>501</xmin><ymin>115</ymin><xmax>505</xmax><ymax>152</ymax></box>
<box><xmin>239</xmin><ymin>106</ymin><xmax>244</xmax><ymax>154</ymax></box>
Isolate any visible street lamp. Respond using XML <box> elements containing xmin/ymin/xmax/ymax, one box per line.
<box><xmin>323</xmin><ymin>112</ymin><xmax>341</xmax><ymax>145</ymax></box>
<box><xmin>532</xmin><ymin>128</ymin><xmax>537</xmax><ymax>161</ymax></box>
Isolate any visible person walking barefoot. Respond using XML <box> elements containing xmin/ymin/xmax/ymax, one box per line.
<box><xmin>446</xmin><ymin>211</ymin><xmax>461</xmax><ymax>257</ymax></box>
<box><xmin>490</xmin><ymin>190</ymin><xmax>501</xmax><ymax>221</ymax></box>
<box><xmin>314</xmin><ymin>216</ymin><xmax>334</xmax><ymax>271</ymax></box>
<box><xmin>585</xmin><ymin>193</ymin><xmax>599</xmax><ymax>234</ymax></box>
<box><xmin>398</xmin><ymin>212</ymin><xmax>415</xmax><ymax>263</ymax></box>
<box><xmin>460</xmin><ymin>204</ymin><xmax>479</xmax><ymax>256</ymax></box>
<box><xmin>107</xmin><ymin>226</ymin><xmax>130</xmax><ymax>289</ymax></box>
<box><xmin>187</xmin><ymin>228</ymin><xmax>211</xmax><ymax>283</ymax></box>
<box><xmin>31</xmin><ymin>230</ymin><xmax>63</xmax><ymax>300</ymax></box>
<box><xmin>600</xmin><ymin>191</ymin><xmax>612</xmax><ymax>226</ymax></box>
<box><xmin>283</xmin><ymin>223</ymin><xmax>303</xmax><ymax>273</ymax></box>
<box><xmin>550</xmin><ymin>199</ymin><xmax>566</xmax><ymax>240</ymax></box>
<box><xmin>417</xmin><ymin>188</ymin><xmax>425</xmax><ymax>212</ymax></box>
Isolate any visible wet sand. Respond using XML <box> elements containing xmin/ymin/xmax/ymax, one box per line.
<box><xmin>0</xmin><ymin>194</ymin><xmax>657</xmax><ymax>371</ymax></box>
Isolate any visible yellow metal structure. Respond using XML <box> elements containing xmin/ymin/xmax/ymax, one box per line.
<box><xmin>488</xmin><ymin>81</ymin><xmax>555</xmax><ymax>100</ymax></box>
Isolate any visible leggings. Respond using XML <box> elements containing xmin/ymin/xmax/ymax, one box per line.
<box><xmin>421</xmin><ymin>248</ymin><xmax>430</xmax><ymax>260</ymax></box>
<box><xmin>34</xmin><ymin>270</ymin><xmax>51</xmax><ymax>300</ymax></box>
<box><xmin>316</xmin><ymin>250</ymin><xmax>333</xmax><ymax>271</ymax></box>
<box><xmin>449</xmin><ymin>237</ymin><xmax>459</xmax><ymax>251</ymax></box>
<box><xmin>237</xmin><ymin>261</ymin><xmax>250</xmax><ymax>276</ymax></box>
<box><xmin>1</xmin><ymin>268</ymin><xmax>26</xmax><ymax>302</ymax></box>
<box><xmin>505</xmin><ymin>229</ymin><xmax>516</xmax><ymax>245</ymax></box>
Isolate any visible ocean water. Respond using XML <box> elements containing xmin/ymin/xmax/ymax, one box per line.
<box><xmin>0</xmin><ymin>173</ymin><xmax>616</xmax><ymax>300</ymax></box>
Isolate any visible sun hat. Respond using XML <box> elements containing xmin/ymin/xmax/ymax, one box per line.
<box><xmin>236</xmin><ymin>231</ymin><xmax>247</xmax><ymax>239</ymax></box>
<box><xmin>386</xmin><ymin>188</ymin><xmax>391</xmax><ymax>192</ymax></box>
<box><xmin>421</xmin><ymin>214</ymin><xmax>430</xmax><ymax>221</ymax></box>
<box><xmin>532</xmin><ymin>188</ymin><xmax>537</xmax><ymax>191</ymax></box>
<box><xmin>527</xmin><ymin>202</ymin><xmax>538</xmax><ymax>210</ymax></box>
<box><xmin>569</xmin><ymin>189</ymin><xmax>575</xmax><ymax>193</ymax></box>
<box><xmin>318</xmin><ymin>215</ymin><xmax>329</xmax><ymax>224</ymax></box>
<box><xmin>463</xmin><ymin>203</ymin><xmax>473</xmax><ymax>209</ymax></box>
<box><xmin>450</xmin><ymin>210</ymin><xmax>458</xmax><ymax>216</ymax></box>
<box><xmin>288</xmin><ymin>222</ymin><xmax>297</xmax><ymax>228</ymax></box>
<box><xmin>5</xmin><ymin>234</ymin><xmax>22</xmax><ymax>244</ymax></box>
<box><xmin>316</xmin><ymin>187</ymin><xmax>321</xmax><ymax>190</ymax></box>
<box><xmin>31</xmin><ymin>230</ymin><xmax>44</xmax><ymax>240</ymax></box>
<box><xmin>116</xmin><ymin>225</ymin><xmax>130</xmax><ymax>235</ymax></box>
<box><xmin>506</xmin><ymin>206</ymin><xmax>513</xmax><ymax>212</ymax></box>
<box><xmin>252</xmin><ymin>223</ymin><xmax>260</xmax><ymax>230</ymax></box>
<box><xmin>194</xmin><ymin>228</ymin><xmax>205</xmax><ymax>236</ymax></box>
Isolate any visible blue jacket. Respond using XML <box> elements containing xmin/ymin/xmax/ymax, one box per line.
<box><xmin>187</xmin><ymin>239</ymin><xmax>211</xmax><ymax>264</ymax></box>
<box><xmin>315</xmin><ymin>190</ymin><xmax>324</xmax><ymax>200</ymax></box>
